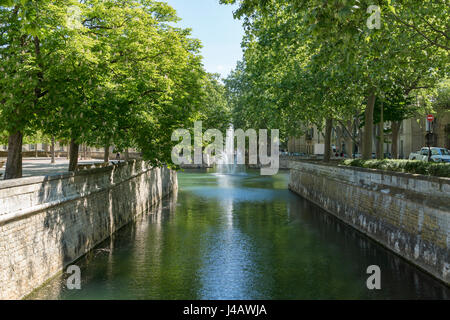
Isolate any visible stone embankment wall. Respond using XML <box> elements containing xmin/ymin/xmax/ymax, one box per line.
<box><xmin>0</xmin><ymin>160</ymin><xmax>177</xmax><ymax>299</ymax></box>
<box><xmin>289</xmin><ymin>161</ymin><xmax>449</xmax><ymax>285</ymax></box>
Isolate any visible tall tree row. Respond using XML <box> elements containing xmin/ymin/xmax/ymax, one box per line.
<box><xmin>1</xmin><ymin>0</ymin><xmax>231</xmax><ymax>179</ymax></box>
<box><xmin>222</xmin><ymin>0</ymin><xmax>449</xmax><ymax>160</ymax></box>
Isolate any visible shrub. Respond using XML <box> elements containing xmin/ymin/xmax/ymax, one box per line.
<box><xmin>341</xmin><ymin>159</ymin><xmax>450</xmax><ymax>178</ymax></box>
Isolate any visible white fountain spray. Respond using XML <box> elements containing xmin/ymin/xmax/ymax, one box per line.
<box><xmin>216</xmin><ymin>126</ymin><xmax>246</xmax><ymax>175</ymax></box>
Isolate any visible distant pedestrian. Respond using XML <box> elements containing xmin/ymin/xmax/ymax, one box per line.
<box><xmin>116</xmin><ymin>152</ymin><xmax>120</xmax><ymax>161</ymax></box>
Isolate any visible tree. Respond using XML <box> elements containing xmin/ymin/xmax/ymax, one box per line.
<box><xmin>370</xmin><ymin>88</ymin><xmax>416</xmax><ymax>159</ymax></box>
<box><xmin>37</xmin><ymin>0</ymin><xmax>206</xmax><ymax>171</ymax></box>
<box><xmin>224</xmin><ymin>1</ymin><xmax>364</xmax><ymax>160</ymax></box>
<box><xmin>222</xmin><ymin>0</ymin><xmax>448</xmax><ymax>160</ymax></box>
<box><xmin>1</xmin><ymin>0</ymin><xmax>223</xmax><ymax>178</ymax></box>
<box><xmin>0</xmin><ymin>1</ymin><xmax>64</xmax><ymax>178</ymax></box>
<box><xmin>197</xmin><ymin>73</ymin><xmax>231</xmax><ymax>132</ymax></box>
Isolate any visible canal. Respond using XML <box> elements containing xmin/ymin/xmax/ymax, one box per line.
<box><xmin>28</xmin><ymin>169</ymin><xmax>449</xmax><ymax>299</ymax></box>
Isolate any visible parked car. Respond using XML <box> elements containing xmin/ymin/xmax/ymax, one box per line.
<box><xmin>351</xmin><ymin>152</ymin><xmax>392</xmax><ymax>159</ymax></box>
<box><xmin>353</xmin><ymin>153</ymin><xmax>376</xmax><ymax>159</ymax></box>
<box><xmin>408</xmin><ymin>147</ymin><xmax>450</xmax><ymax>163</ymax></box>
<box><xmin>291</xmin><ymin>152</ymin><xmax>307</xmax><ymax>157</ymax></box>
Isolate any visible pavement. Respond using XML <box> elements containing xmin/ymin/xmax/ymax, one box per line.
<box><xmin>0</xmin><ymin>158</ymin><xmax>119</xmax><ymax>178</ymax></box>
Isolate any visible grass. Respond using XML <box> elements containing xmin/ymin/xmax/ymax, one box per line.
<box><xmin>341</xmin><ymin>159</ymin><xmax>450</xmax><ymax>178</ymax></box>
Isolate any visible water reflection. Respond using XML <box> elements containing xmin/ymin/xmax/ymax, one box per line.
<box><xmin>198</xmin><ymin>173</ymin><xmax>255</xmax><ymax>299</ymax></box>
<box><xmin>27</xmin><ymin>170</ymin><xmax>449</xmax><ymax>300</ymax></box>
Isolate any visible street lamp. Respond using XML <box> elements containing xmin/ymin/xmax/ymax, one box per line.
<box><xmin>426</xmin><ymin>114</ymin><xmax>434</xmax><ymax>162</ymax></box>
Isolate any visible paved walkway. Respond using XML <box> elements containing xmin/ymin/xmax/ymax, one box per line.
<box><xmin>0</xmin><ymin>158</ymin><xmax>120</xmax><ymax>178</ymax></box>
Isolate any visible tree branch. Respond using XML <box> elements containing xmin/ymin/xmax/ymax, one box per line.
<box><xmin>387</xmin><ymin>13</ymin><xmax>450</xmax><ymax>51</ymax></box>
<box><xmin>418</xmin><ymin>14</ymin><xmax>450</xmax><ymax>41</ymax></box>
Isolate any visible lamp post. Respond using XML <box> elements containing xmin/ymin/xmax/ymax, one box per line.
<box><xmin>426</xmin><ymin>114</ymin><xmax>434</xmax><ymax>162</ymax></box>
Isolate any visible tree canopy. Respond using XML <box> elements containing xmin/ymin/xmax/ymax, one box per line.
<box><xmin>0</xmin><ymin>0</ymin><xmax>231</xmax><ymax>178</ymax></box>
<box><xmin>223</xmin><ymin>0</ymin><xmax>449</xmax><ymax>160</ymax></box>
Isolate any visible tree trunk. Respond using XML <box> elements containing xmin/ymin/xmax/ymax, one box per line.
<box><xmin>82</xmin><ymin>144</ymin><xmax>87</xmax><ymax>160</ymax></box>
<box><xmin>4</xmin><ymin>131</ymin><xmax>23</xmax><ymax>180</ymax></box>
<box><xmin>335</xmin><ymin>127</ymin><xmax>342</xmax><ymax>155</ymax></box>
<box><xmin>67</xmin><ymin>143</ymin><xmax>70</xmax><ymax>160</ymax></box>
<box><xmin>125</xmin><ymin>148</ymin><xmax>129</xmax><ymax>161</ymax></box>
<box><xmin>391</xmin><ymin>121</ymin><xmax>401</xmax><ymax>159</ymax></box>
<box><xmin>324</xmin><ymin>118</ymin><xmax>333</xmax><ymax>162</ymax></box>
<box><xmin>104</xmin><ymin>144</ymin><xmax>110</xmax><ymax>163</ymax></box>
<box><xmin>68</xmin><ymin>139</ymin><xmax>79</xmax><ymax>172</ymax></box>
<box><xmin>375</xmin><ymin>124</ymin><xmax>381</xmax><ymax>159</ymax></box>
<box><xmin>345</xmin><ymin>120</ymin><xmax>353</xmax><ymax>157</ymax></box>
<box><xmin>362</xmin><ymin>91</ymin><xmax>376</xmax><ymax>160</ymax></box>
<box><xmin>354</xmin><ymin>116</ymin><xmax>362</xmax><ymax>157</ymax></box>
<box><xmin>50</xmin><ymin>137</ymin><xmax>55</xmax><ymax>164</ymax></box>
<box><xmin>378</xmin><ymin>102</ymin><xmax>384</xmax><ymax>160</ymax></box>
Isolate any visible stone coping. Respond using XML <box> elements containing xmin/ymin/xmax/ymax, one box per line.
<box><xmin>0</xmin><ymin>166</ymin><xmax>157</xmax><ymax>225</ymax></box>
<box><xmin>290</xmin><ymin>160</ymin><xmax>450</xmax><ymax>184</ymax></box>
<box><xmin>0</xmin><ymin>160</ymin><xmax>165</xmax><ymax>226</ymax></box>
<box><xmin>0</xmin><ymin>159</ymin><xmax>146</xmax><ymax>190</ymax></box>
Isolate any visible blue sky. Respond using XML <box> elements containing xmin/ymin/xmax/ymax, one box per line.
<box><xmin>166</xmin><ymin>0</ymin><xmax>244</xmax><ymax>79</ymax></box>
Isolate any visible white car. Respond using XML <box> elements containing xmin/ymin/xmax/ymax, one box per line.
<box><xmin>408</xmin><ymin>147</ymin><xmax>450</xmax><ymax>163</ymax></box>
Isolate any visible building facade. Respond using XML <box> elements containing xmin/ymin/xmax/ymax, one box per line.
<box><xmin>0</xmin><ymin>142</ymin><xmax>139</xmax><ymax>159</ymax></box>
<box><xmin>288</xmin><ymin>112</ymin><xmax>450</xmax><ymax>158</ymax></box>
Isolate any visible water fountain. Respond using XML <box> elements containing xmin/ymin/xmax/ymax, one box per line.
<box><xmin>216</xmin><ymin>127</ymin><xmax>246</xmax><ymax>175</ymax></box>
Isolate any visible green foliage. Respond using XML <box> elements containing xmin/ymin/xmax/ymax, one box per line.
<box><xmin>196</xmin><ymin>73</ymin><xmax>231</xmax><ymax>132</ymax></box>
<box><xmin>0</xmin><ymin>1</ymin><xmax>61</xmax><ymax>133</ymax></box>
<box><xmin>0</xmin><ymin>0</ymin><xmax>231</xmax><ymax>169</ymax></box>
<box><xmin>432</xmin><ymin>79</ymin><xmax>450</xmax><ymax>111</ymax></box>
<box><xmin>0</xmin><ymin>130</ymin><xmax>8</xmax><ymax>145</ymax></box>
<box><xmin>342</xmin><ymin>159</ymin><xmax>450</xmax><ymax>178</ymax></box>
<box><xmin>223</xmin><ymin>0</ymin><xmax>449</xmax><ymax>147</ymax></box>
<box><xmin>23</xmin><ymin>131</ymin><xmax>50</xmax><ymax>145</ymax></box>
<box><xmin>358</xmin><ymin>86</ymin><xmax>417</xmax><ymax>127</ymax></box>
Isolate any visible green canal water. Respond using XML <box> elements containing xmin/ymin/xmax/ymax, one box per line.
<box><xmin>29</xmin><ymin>169</ymin><xmax>449</xmax><ymax>299</ymax></box>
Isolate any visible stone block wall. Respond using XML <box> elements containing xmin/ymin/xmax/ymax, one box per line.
<box><xmin>0</xmin><ymin>160</ymin><xmax>177</xmax><ymax>299</ymax></box>
<box><xmin>289</xmin><ymin>161</ymin><xmax>449</xmax><ymax>284</ymax></box>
